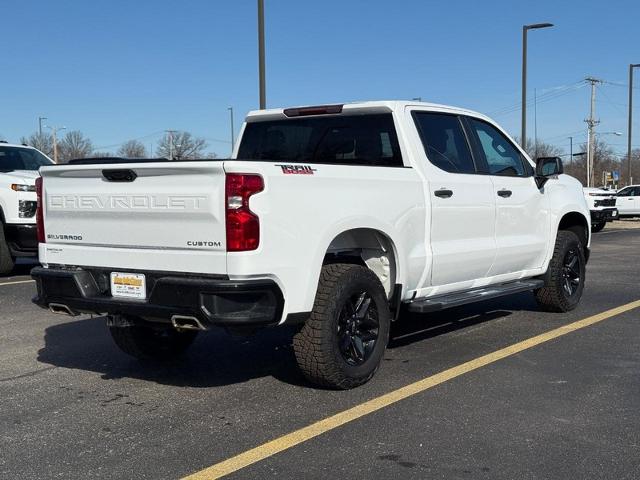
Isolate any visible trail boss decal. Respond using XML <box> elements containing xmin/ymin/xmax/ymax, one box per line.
<box><xmin>275</xmin><ymin>164</ymin><xmax>317</xmax><ymax>175</ymax></box>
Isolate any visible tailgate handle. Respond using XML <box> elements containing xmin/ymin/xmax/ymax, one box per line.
<box><xmin>102</xmin><ymin>169</ymin><xmax>137</xmax><ymax>182</ymax></box>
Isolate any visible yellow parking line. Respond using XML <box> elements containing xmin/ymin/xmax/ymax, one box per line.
<box><xmin>0</xmin><ymin>279</ymin><xmax>35</xmax><ymax>287</ymax></box>
<box><xmin>182</xmin><ymin>299</ymin><xmax>640</xmax><ymax>480</ymax></box>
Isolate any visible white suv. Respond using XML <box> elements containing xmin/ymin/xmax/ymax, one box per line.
<box><xmin>0</xmin><ymin>142</ymin><xmax>53</xmax><ymax>274</ymax></box>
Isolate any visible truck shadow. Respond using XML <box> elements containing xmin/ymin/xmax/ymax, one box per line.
<box><xmin>0</xmin><ymin>260</ymin><xmax>37</xmax><ymax>278</ymax></box>
<box><xmin>36</xmin><ymin>292</ymin><xmax>535</xmax><ymax>388</ymax></box>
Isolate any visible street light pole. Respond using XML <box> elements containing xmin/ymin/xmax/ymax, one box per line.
<box><xmin>38</xmin><ymin>117</ymin><xmax>47</xmax><ymax>136</ymax></box>
<box><xmin>258</xmin><ymin>0</ymin><xmax>266</xmax><ymax>109</ymax></box>
<box><xmin>521</xmin><ymin>22</ymin><xmax>554</xmax><ymax>149</ymax></box>
<box><xmin>627</xmin><ymin>64</ymin><xmax>640</xmax><ymax>185</ymax></box>
<box><xmin>228</xmin><ymin>106</ymin><xmax>235</xmax><ymax>156</ymax></box>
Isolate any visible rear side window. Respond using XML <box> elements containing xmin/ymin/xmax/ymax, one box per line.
<box><xmin>237</xmin><ymin>113</ymin><xmax>403</xmax><ymax>167</ymax></box>
<box><xmin>412</xmin><ymin>112</ymin><xmax>476</xmax><ymax>174</ymax></box>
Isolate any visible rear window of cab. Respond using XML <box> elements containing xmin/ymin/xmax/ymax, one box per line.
<box><xmin>237</xmin><ymin>113</ymin><xmax>404</xmax><ymax>167</ymax></box>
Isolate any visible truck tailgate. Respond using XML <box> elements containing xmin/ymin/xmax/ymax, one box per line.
<box><xmin>39</xmin><ymin>161</ymin><xmax>227</xmax><ymax>274</ymax></box>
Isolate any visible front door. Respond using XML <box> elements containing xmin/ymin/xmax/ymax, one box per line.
<box><xmin>411</xmin><ymin>111</ymin><xmax>496</xmax><ymax>287</ymax></box>
<box><xmin>465</xmin><ymin>117</ymin><xmax>549</xmax><ymax>277</ymax></box>
<box><xmin>616</xmin><ymin>186</ymin><xmax>640</xmax><ymax>215</ymax></box>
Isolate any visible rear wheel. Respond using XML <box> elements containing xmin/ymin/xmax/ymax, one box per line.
<box><xmin>0</xmin><ymin>222</ymin><xmax>15</xmax><ymax>275</ymax></box>
<box><xmin>108</xmin><ymin>316</ymin><xmax>198</xmax><ymax>360</ymax></box>
<box><xmin>293</xmin><ymin>264</ymin><xmax>390</xmax><ymax>389</ymax></box>
<box><xmin>535</xmin><ymin>230</ymin><xmax>586</xmax><ymax>312</ymax></box>
<box><xmin>591</xmin><ymin>221</ymin><xmax>606</xmax><ymax>232</ymax></box>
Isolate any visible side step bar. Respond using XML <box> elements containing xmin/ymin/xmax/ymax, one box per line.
<box><xmin>407</xmin><ymin>279</ymin><xmax>545</xmax><ymax>314</ymax></box>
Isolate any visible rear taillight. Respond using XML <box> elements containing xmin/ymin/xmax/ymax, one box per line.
<box><xmin>35</xmin><ymin>176</ymin><xmax>45</xmax><ymax>243</ymax></box>
<box><xmin>225</xmin><ymin>174</ymin><xmax>264</xmax><ymax>252</ymax></box>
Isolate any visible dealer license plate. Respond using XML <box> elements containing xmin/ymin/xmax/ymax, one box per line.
<box><xmin>110</xmin><ymin>272</ymin><xmax>146</xmax><ymax>299</ymax></box>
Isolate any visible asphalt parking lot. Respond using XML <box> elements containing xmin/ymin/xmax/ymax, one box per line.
<box><xmin>1</xmin><ymin>225</ymin><xmax>639</xmax><ymax>480</ymax></box>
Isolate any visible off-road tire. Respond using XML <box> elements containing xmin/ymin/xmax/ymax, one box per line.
<box><xmin>591</xmin><ymin>221</ymin><xmax>606</xmax><ymax>233</ymax></box>
<box><xmin>0</xmin><ymin>222</ymin><xmax>15</xmax><ymax>275</ymax></box>
<box><xmin>109</xmin><ymin>316</ymin><xmax>198</xmax><ymax>360</ymax></box>
<box><xmin>293</xmin><ymin>264</ymin><xmax>390</xmax><ymax>389</ymax></box>
<box><xmin>535</xmin><ymin>230</ymin><xmax>586</xmax><ymax>312</ymax></box>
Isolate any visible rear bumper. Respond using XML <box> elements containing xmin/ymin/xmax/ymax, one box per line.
<box><xmin>31</xmin><ymin>266</ymin><xmax>284</xmax><ymax>327</ymax></box>
<box><xmin>4</xmin><ymin>223</ymin><xmax>38</xmax><ymax>257</ymax></box>
<box><xmin>590</xmin><ymin>208</ymin><xmax>618</xmax><ymax>223</ymax></box>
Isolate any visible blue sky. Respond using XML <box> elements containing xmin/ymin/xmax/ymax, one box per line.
<box><xmin>1</xmin><ymin>0</ymin><xmax>638</xmax><ymax>157</ymax></box>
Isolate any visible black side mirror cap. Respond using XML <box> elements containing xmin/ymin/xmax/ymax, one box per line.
<box><xmin>535</xmin><ymin>156</ymin><xmax>563</xmax><ymax>188</ymax></box>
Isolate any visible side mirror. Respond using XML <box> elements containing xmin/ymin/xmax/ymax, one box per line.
<box><xmin>535</xmin><ymin>156</ymin><xmax>563</xmax><ymax>188</ymax></box>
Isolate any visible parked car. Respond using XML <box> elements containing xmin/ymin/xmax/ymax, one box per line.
<box><xmin>31</xmin><ymin>101</ymin><xmax>590</xmax><ymax>389</ymax></box>
<box><xmin>615</xmin><ymin>185</ymin><xmax>640</xmax><ymax>217</ymax></box>
<box><xmin>583</xmin><ymin>187</ymin><xmax>618</xmax><ymax>232</ymax></box>
<box><xmin>0</xmin><ymin>142</ymin><xmax>53</xmax><ymax>274</ymax></box>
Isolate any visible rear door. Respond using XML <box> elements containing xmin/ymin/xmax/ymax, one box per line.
<box><xmin>464</xmin><ymin>117</ymin><xmax>549</xmax><ymax>276</ymax></box>
<box><xmin>40</xmin><ymin>161</ymin><xmax>228</xmax><ymax>274</ymax></box>
<box><xmin>411</xmin><ymin>111</ymin><xmax>496</xmax><ymax>287</ymax></box>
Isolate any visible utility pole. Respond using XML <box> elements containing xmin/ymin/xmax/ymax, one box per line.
<box><xmin>569</xmin><ymin>136</ymin><xmax>573</xmax><ymax>165</ymax></box>
<box><xmin>38</xmin><ymin>117</ymin><xmax>47</xmax><ymax>136</ymax></box>
<box><xmin>258</xmin><ymin>0</ymin><xmax>266</xmax><ymax>109</ymax></box>
<box><xmin>165</xmin><ymin>130</ymin><xmax>177</xmax><ymax>160</ymax></box>
<box><xmin>521</xmin><ymin>22</ymin><xmax>554</xmax><ymax>148</ymax></box>
<box><xmin>228</xmin><ymin>107</ymin><xmax>235</xmax><ymax>156</ymax></box>
<box><xmin>628</xmin><ymin>64</ymin><xmax>640</xmax><ymax>185</ymax></box>
<box><xmin>585</xmin><ymin>77</ymin><xmax>602</xmax><ymax>187</ymax></box>
<box><xmin>534</xmin><ymin>88</ymin><xmax>538</xmax><ymax>159</ymax></box>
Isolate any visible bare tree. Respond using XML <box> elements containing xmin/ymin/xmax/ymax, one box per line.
<box><xmin>514</xmin><ymin>136</ymin><xmax>563</xmax><ymax>160</ymax></box>
<box><xmin>117</xmin><ymin>140</ymin><xmax>147</xmax><ymax>158</ymax></box>
<box><xmin>20</xmin><ymin>132</ymin><xmax>54</xmax><ymax>158</ymax></box>
<box><xmin>91</xmin><ymin>151</ymin><xmax>114</xmax><ymax>158</ymax></box>
<box><xmin>564</xmin><ymin>139</ymin><xmax>623</xmax><ymax>187</ymax></box>
<box><xmin>58</xmin><ymin>130</ymin><xmax>93</xmax><ymax>163</ymax></box>
<box><xmin>156</xmin><ymin>131</ymin><xmax>207</xmax><ymax>160</ymax></box>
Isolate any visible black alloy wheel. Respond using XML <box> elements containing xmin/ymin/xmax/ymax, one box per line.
<box><xmin>561</xmin><ymin>248</ymin><xmax>581</xmax><ymax>297</ymax></box>
<box><xmin>337</xmin><ymin>291</ymin><xmax>380</xmax><ymax>366</ymax></box>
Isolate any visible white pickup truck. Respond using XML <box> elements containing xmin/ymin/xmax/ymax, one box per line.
<box><xmin>583</xmin><ymin>187</ymin><xmax>618</xmax><ymax>232</ymax></box>
<box><xmin>0</xmin><ymin>142</ymin><xmax>53</xmax><ymax>274</ymax></box>
<box><xmin>32</xmin><ymin>101</ymin><xmax>591</xmax><ymax>389</ymax></box>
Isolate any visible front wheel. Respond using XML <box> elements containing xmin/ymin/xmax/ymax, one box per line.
<box><xmin>293</xmin><ymin>264</ymin><xmax>391</xmax><ymax>389</ymax></box>
<box><xmin>0</xmin><ymin>222</ymin><xmax>15</xmax><ymax>275</ymax></box>
<box><xmin>535</xmin><ymin>230</ymin><xmax>586</xmax><ymax>312</ymax></box>
<box><xmin>108</xmin><ymin>316</ymin><xmax>198</xmax><ymax>360</ymax></box>
<box><xmin>591</xmin><ymin>221</ymin><xmax>606</xmax><ymax>232</ymax></box>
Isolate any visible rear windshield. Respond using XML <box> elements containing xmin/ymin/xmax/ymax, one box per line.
<box><xmin>0</xmin><ymin>146</ymin><xmax>53</xmax><ymax>171</ymax></box>
<box><xmin>237</xmin><ymin>113</ymin><xmax>404</xmax><ymax>167</ymax></box>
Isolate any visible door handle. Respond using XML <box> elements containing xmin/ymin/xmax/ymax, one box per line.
<box><xmin>497</xmin><ymin>189</ymin><xmax>512</xmax><ymax>198</ymax></box>
<box><xmin>434</xmin><ymin>189</ymin><xmax>453</xmax><ymax>198</ymax></box>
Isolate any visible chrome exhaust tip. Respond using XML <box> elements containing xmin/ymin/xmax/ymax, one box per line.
<box><xmin>171</xmin><ymin>315</ymin><xmax>207</xmax><ymax>331</ymax></box>
<box><xmin>48</xmin><ymin>303</ymin><xmax>78</xmax><ymax>316</ymax></box>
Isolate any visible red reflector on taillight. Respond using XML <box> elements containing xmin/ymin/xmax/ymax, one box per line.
<box><xmin>225</xmin><ymin>174</ymin><xmax>264</xmax><ymax>252</ymax></box>
<box><xmin>35</xmin><ymin>176</ymin><xmax>45</xmax><ymax>243</ymax></box>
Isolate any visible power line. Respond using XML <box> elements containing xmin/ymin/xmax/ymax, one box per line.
<box><xmin>489</xmin><ymin>80</ymin><xmax>586</xmax><ymax>117</ymax></box>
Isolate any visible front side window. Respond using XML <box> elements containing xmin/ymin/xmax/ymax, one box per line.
<box><xmin>412</xmin><ymin>112</ymin><xmax>476</xmax><ymax>174</ymax></box>
<box><xmin>469</xmin><ymin>119</ymin><xmax>528</xmax><ymax>177</ymax></box>
<box><xmin>617</xmin><ymin>187</ymin><xmax>637</xmax><ymax>197</ymax></box>
<box><xmin>237</xmin><ymin>113</ymin><xmax>403</xmax><ymax>167</ymax></box>
<box><xmin>0</xmin><ymin>146</ymin><xmax>53</xmax><ymax>171</ymax></box>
